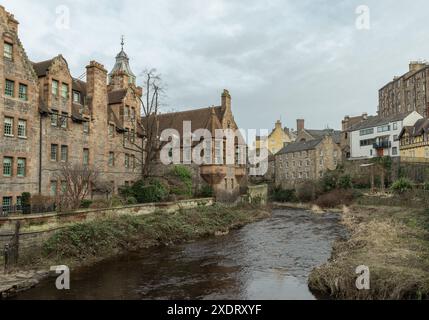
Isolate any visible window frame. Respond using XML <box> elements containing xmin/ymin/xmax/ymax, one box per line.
<box><xmin>18</xmin><ymin>83</ymin><xmax>28</xmax><ymax>101</ymax></box>
<box><xmin>17</xmin><ymin>158</ymin><xmax>26</xmax><ymax>177</ymax></box>
<box><xmin>52</xmin><ymin>80</ymin><xmax>59</xmax><ymax>96</ymax></box>
<box><xmin>3</xmin><ymin>157</ymin><xmax>13</xmax><ymax>177</ymax></box>
<box><xmin>17</xmin><ymin>119</ymin><xmax>27</xmax><ymax>138</ymax></box>
<box><xmin>51</xmin><ymin>144</ymin><xmax>58</xmax><ymax>161</ymax></box>
<box><xmin>4</xmin><ymin>116</ymin><xmax>13</xmax><ymax>136</ymax></box>
<box><xmin>5</xmin><ymin>79</ymin><xmax>14</xmax><ymax>97</ymax></box>
<box><xmin>4</xmin><ymin>42</ymin><xmax>13</xmax><ymax>60</ymax></box>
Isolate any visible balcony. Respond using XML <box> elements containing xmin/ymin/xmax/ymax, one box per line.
<box><xmin>200</xmin><ymin>165</ymin><xmax>227</xmax><ymax>185</ymax></box>
<box><xmin>373</xmin><ymin>141</ymin><xmax>391</xmax><ymax>149</ymax></box>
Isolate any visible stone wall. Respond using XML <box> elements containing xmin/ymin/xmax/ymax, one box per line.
<box><xmin>247</xmin><ymin>184</ymin><xmax>268</xmax><ymax>206</ymax></box>
<box><xmin>0</xmin><ymin>198</ymin><xmax>214</xmax><ymax>249</ymax></box>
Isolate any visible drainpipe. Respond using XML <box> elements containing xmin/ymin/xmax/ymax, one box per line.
<box><xmin>38</xmin><ymin>113</ymin><xmax>43</xmax><ymax>194</ymax></box>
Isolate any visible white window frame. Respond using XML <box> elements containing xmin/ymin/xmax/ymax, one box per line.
<box><xmin>18</xmin><ymin>119</ymin><xmax>27</xmax><ymax>138</ymax></box>
<box><xmin>4</xmin><ymin>117</ymin><xmax>13</xmax><ymax>136</ymax></box>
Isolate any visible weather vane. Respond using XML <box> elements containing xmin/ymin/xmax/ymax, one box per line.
<box><xmin>121</xmin><ymin>35</ymin><xmax>125</xmax><ymax>50</ymax></box>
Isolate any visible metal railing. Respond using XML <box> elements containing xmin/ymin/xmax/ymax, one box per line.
<box><xmin>373</xmin><ymin>141</ymin><xmax>392</xmax><ymax>149</ymax></box>
<box><xmin>0</xmin><ymin>204</ymin><xmax>56</xmax><ymax>217</ymax></box>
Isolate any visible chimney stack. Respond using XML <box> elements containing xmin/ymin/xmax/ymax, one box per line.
<box><xmin>275</xmin><ymin>120</ymin><xmax>282</xmax><ymax>129</ymax></box>
<box><xmin>297</xmin><ymin>119</ymin><xmax>305</xmax><ymax>133</ymax></box>
<box><xmin>362</xmin><ymin>112</ymin><xmax>368</xmax><ymax>120</ymax></box>
<box><xmin>221</xmin><ymin>89</ymin><xmax>231</xmax><ymax>113</ymax></box>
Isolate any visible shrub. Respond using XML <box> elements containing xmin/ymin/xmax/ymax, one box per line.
<box><xmin>296</xmin><ymin>181</ymin><xmax>317</xmax><ymax>202</ymax></box>
<box><xmin>338</xmin><ymin>174</ymin><xmax>352</xmax><ymax>189</ymax></box>
<box><xmin>320</xmin><ymin>170</ymin><xmax>339</xmax><ymax>192</ymax></box>
<box><xmin>80</xmin><ymin>200</ymin><xmax>93</xmax><ymax>209</ymax></box>
<box><xmin>198</xmin><ymin>185</ymin><xmax>214</xmax><ymax>198</ymax></box>
<box><xmin>126</xmin><ymin>197</ymin><xmax>138</xmax><ymax>205</ymax></box>
<box><xmin>424</xmin><ymin>182</ymin><xmax>429</xmax><ymax>191</ymax></box>
<box><xmin>119</xmin><ymin>179</ymin><xmax>169</xmax><ymax>204</ymax></box>
<box><xmin>169</xmin><ymin>165</ymin><xmax>193</xmax><ymax>197</ymax></box>
<box><xmin>21</xmin><ymin>192</ymin><xmax>31</xmax><ymax>214</ymax></box>
<box><xmin>315</xmin><ymin>189</ymin><xmax>356</xmax><ymax>209</ymax></box>
<box><xmin>391</xmin><ymin>178</ymin><xmax>413</xmax><ymax>194</ymax></box>
<box><xmin>272</xmin><ymin>187</ymin><xmax>297</xmax><ymax>202</ymax></box>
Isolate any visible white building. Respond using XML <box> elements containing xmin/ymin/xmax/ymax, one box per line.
<box><xmin>347</xmin><ymin>111</ymin><xmax>423</xmax><ymax>159</ymax></box>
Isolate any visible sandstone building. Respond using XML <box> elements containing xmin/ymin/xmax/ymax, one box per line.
<box><xmin>275</xmin><ymin>135</ymin><xmax>341</xmax><ymax>188</ymax></box>
<box><xmin>0</xmin><ymin>6</ymin><xmax>245</xmax><ymax>210</ymax></box>
<box><xmin>379</xmin><ymin>61</ymin><xmax>429</xmax><ymax>118</ymax></box>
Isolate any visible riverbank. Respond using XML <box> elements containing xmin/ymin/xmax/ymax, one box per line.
<box><xmin>308</xmin><ymin>205</ymin><xmax>429</xmax><ymax>300</ymax></box>
<box><xmin>1</xmin><ymin>204</ymin><xmax>271</xmax><ymax>299</ymax></box>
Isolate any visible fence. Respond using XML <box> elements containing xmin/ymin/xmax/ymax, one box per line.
<box><xmin>0</xmin><ymin>204</ymin><xmax>56</xmax><ymax>217</ymax></box>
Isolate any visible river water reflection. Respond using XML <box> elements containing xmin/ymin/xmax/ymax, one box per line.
<box><xmin>16</xmin><ymin>209</ymin><xmax>346</xmax><ymax>300</ymax></box>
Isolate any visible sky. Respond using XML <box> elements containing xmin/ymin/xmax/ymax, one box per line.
<box><xmin>3</xmin><ymin>0</ymin><xmax>429</xmax><ymax>131</ymax></box>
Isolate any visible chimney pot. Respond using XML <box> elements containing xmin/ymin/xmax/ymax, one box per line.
<box><xmin>297</xmin><ymin>119</ymin><xmax>305</xmax><ymax>133</ymax></box>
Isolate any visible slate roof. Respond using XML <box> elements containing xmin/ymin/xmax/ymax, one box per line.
<box><xmin>347</xmin><ymin>112</ymin><xmax>411</xmax><ymax>132</ymax></box>
<box><xmin>305</xmin><ymin>129</ymin><xmax>341</xmax><ymax>144</ymax></box>
<box><xmin>31</xmin><ymin>58</ymin><xmax>55</xmax><ymax>77</ymax></box>
<box><xmin>108</xmin><ymin>89</ymin><xmax>128</xmax><ymax>105</ymax></box>
<box><xmin>399</xmin><ymin>118</ymin><xmax>429</xmax><ymax>138</ymax></box>
<box><xmin>277</xmin><ymin>138</ymin><xmax>323</xmax><ymax>155</ymax></box>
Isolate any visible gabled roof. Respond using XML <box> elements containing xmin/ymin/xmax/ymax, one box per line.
<box><xmin>32</xmin><ymin>58</ymin><xmax>55</xmax><ymax>77</ymax></box>
<box><xmin>144</xmin><ymin>106</ymin><xmax>225</xmax><ymax>136</ymax></box>
<box><xmin>277</xmin><ymin>138</ymin><xmax>323</xmax><ymax>155</ymax></box>
<box><xmin>348</xmin><ymin>112</ymin><xmax>412</xmax><ymax>132</ymax></box>
<box><xmin>108</xmin><ymin>89</ymin><xmax>128</xmax><ymax>105</ymax></box>
<box><xmin>399</xmin><ymin>118</ymin><xmax>429</xmax><ymax>139</ymax></box>
<box><xmin>305</xmin><ymin>129</ymin><xmax>341</xmax><ymax>144</ymax></box>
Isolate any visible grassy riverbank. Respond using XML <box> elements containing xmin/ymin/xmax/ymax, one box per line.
<box><xmin>308</xmin><ymin>205</ymin><xmax>429</xmax><ymax>300</ymax></box>
<box><xmin>27</xmin><ymin>204</ymin><xmax>271</xmax><ymax>268</ymax></box>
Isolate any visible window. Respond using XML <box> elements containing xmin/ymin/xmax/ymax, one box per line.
<box><xmin>360</xmin><ymin>138</ymin><xmax>375</xmax><ymax>147</ymax></box>
<box><xmin>83</xmin><ymin>121</ymin><xmax>89</xmax><ymax>134</ymax></box>
<box><xmin>4</xmin><ymin>42</ymin><xmax>13</xmax><ymax>59</ymax></box>
<box><xmin>215</xmin><ymin>140</ymin><xmax>223</xmax><ymax>164</ymax></box>
<box><xmin>61</xmin><ymin>145</ymin><xmax>68</xmax><ymax>162</ymax></box>
<box><xmin>52</xmin><ymin>80</ymin><xmax>59</xmax><ymax>96</ymax></box>
<box><xmin>224</xmin><ymin>178</ymin><xmax>228</xmax><ymax>190</ymax></box>
<box><xmin>131</xmin><ymin>129</ymin><xmax>135</xmax><ymax>143</ymax></box>
<box><xmin>73</xmin><ymin>91</ymin><xmax>81</xmax><ymax>103</ymax></box>
<box><xmin>359</xmin><ymin>128</ymin><xmax>374</xmax><ymax>136</ymax></box>
<box><xmin>4</xmin><ymin>116</ymin><xmax>13</xmax><ymax>136</ymax></box>
<box><xmin>16</xmin><ymin>196</ymin><xmax>22</xmax><ymax>210</ymax></box>
<box><xmin>231</xmin><ymin>179</ymin><xmax>234</xmax><ymax>189</ymax></box>
<box><xmin>5</xmin><ymin>79</ymin><xmax>14</xmax><ymax>97</ymax></box>
<box><xmin>125</xmin><ymin>106</ymin><xmax>130</xmax><ymax>118</ymax></box>
<box><xmin>2</xmin><ymin>197</ymin><xmax>12</xmax><ymax>212</ymax></box>
<box><xmin>61</xmin><ymin>83</ymin><xmax>69</xmax><ymax>99</ymax></box>
<box><xmin>17</xmin><ymin>158</ymin><xmax>26</xmax><ymax>177</ymax></box>
<box><xmin>109</xmin><ymin>124</ymin><xmax>115</xmax><ymax>137</ymax></box>
<box><xmin>83</xmin><ymin>148</ymin><xmax>89</xmax><ymax>165</ymax></box>
<box><xmin>51</xmin><ymin>110</ymin><xmax>58</xmax><ymax>127</ymax></box>
<box><xmin>18</xmin><ymin>119</ymin><xmax>26</xmax><ymax>138</ymax></box>
<box><xmin>393</xmin><ymin>122</ymin><xmax>398</xmax><ymax>130</ymax></box>
<box><xmin>131</xmin><ymin>108</ymin><xmax>136</xmax><ymax>120</ymax></box>
<box><xmin>125</xmin><ymin>153</ymin><xmax>130</xmax><ymax>168</ymax></box>
<box><xmin>131</xmin><ymin>155</ymin><xmax>136</xmax><ymax>169</ymax></box>
<box><xmin>3</xmin><ymin>157</ymin><xmax>12</xmax><ymax>177</ymax></box>
<box><xmin>50</xmin><ymin>180</ymin><xmax>58</xmax><ymax>197</ymax></box>
<box><xmin>109</xmin><ymin>152</ymin><xmax>115</xmax><ymax>167</ymax></box>
<box><xmin>18</xmin><ymin>83</ymin><xmax>28</xmax><ymax>100</ymax></box>
<box><xmin>51</xmin><ymin>144</ymin><xmax>58</xmax><ymax>161</ymax></box>
<box><xmin>377</xmin><ymin>125</ymin><xmax>390</xmax><ymax>133</ymax></box>
<box><xmin>60</xmin><ymin>112</ymin><xmax>68</xmax><ymax>128</ymax></box>
<box><xmin>392</xmin><ymin>147</ymin><xmax>398</xmax><ymax>156</ymax></box>
<box><xmin>425</xmin><ymin>147</ymin><xmax>429</xmax><ymax>158</ymax></box>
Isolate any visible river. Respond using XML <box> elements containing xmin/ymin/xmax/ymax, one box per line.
<box><xmin>15</xmin><ymin>209</ymin><xmax>346</xmax><ymax>300</ymax></box>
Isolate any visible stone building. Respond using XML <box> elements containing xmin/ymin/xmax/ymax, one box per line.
<box><xmin>275</xmin><ymin>135</ymin><xmax>341</xmax><ymax>188</ymax></box>
<box><xmin>341</xmin><ymin>113</ymin><xmax>370</xmax><ymax>159</ymax></box>
<box><xmin>379</xmin><ymin>61</ymin><xmax>429</xmax><ymax>118</ymax></box>
<box><xmin>295</xmin><ymin>119</ymin><xmax>341</xmax><ymax>145</ymax></box>
<box><xmin>255</xmin><ymin>120</ymin><xmax>295</xmax><ymax>155</ymax></box>
<box><xmin>149</xmin><ymin>90</ymin><xmax>247</xmax><ymax>202</ymax></box>
<box><xmin>0</xmin><ymin>6</ymin><xmax>246</xmax><ymax>209</ymax></box>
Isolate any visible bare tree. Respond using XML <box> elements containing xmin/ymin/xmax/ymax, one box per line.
<box><xmin>124</xmin><ymin>69</ymin><xmax>165</xmax><ymax>179</ymax></box>
<box><xmin>58</xmin><ymin>164</ymin><xmax>99</xmax><ymax>210</ymax></box>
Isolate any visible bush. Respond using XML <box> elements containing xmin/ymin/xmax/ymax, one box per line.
<box><xmin>198</xmin><ymin>185</ymin><xmax>214</xmax><ymax>198</ymax></box>
<box><xmin>320</xmin><ymin>171</ymin><xmax>339</xmax><ymax>192</ymax></box>
<box><xmin>272</xmin><ymin>187</ymin><xmax>297</xmax><ymax>202</ymax></box>
<box><xmin>126</xmin><ymin>197</ymin><xmax>138</xmax><ymax>205</ymax></box>
<box><xmin>315</xmin><ymin>189</ymin><xmax>356</xmax><ymax>209</ymax></box>
<box><xmin>391</xmin><ymin>178</ymin><xmax>413</xmax><ymax>194</ymax></box>
<box><xmin>424</xmin><ymin>182</ymin><xmax>429</xmax><ymax>191</ymax></box>
<box><xmin>126</xmin><ymin>179</ymin><xmax>169</xmax><ymax>203</ymax></box>
<box><xmin>296</xmin><ymin>181</ymin><xmax>317</xmax><ymax>202</ymax></box>
<box><xmin>168</xmin><ymin>165</ymin><xmax>193</xmax><ymax>197</ymax></box>
<box><xmin>338</xmin><ymin>175</ymin><xmax>352</xmax><ymax>189</ymax></box>
<box><xmin>21</xmin><ymin>192</ymin><xmax>31</xmax><ymax>214</ymax></box>
<box><xmin>80</xmin><ymin>200</ymin><xmax>93</xmax><ymax>209</ymax></box>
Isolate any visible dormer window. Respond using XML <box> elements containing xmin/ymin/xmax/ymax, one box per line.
<box><xmin>73</xmin><ymin>91</ymin><xmax>81</xmax><ymax>103</ymax></box>
<box><xmin>4</xmin><ymin>42</ymin><xmax>13</xmax><ymax>60</ymax></box>
<box><xmin>61</xmin><ymin>83</ymin><xmax>69</xmax><ymax>99</ymax></box>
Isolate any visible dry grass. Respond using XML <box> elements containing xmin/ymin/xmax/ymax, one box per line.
<box><xmin>309</xmin><ymin>205</ymin><xmax>429</xmax><ymax>300</ymax></box>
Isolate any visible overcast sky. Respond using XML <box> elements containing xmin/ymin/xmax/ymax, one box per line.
<box><xmin>3</xmin><ymin>0</ymin><xmax>429</xmax><ymax>131</ymax></box>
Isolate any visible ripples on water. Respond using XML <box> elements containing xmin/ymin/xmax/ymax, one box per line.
<box><xmin>15</xmin><ymin>209</ymin><xmax>346</xmax><ymax>300</ymax></box>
